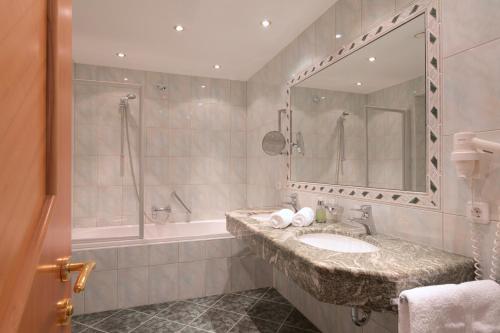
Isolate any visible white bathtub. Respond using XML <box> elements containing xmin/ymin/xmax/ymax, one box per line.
<box><xmin>72</xmin><ymin>219</ymin><xmax>232</xmax><ymax>250</ymax></box>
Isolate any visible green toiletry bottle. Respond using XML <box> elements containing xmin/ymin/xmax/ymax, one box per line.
<box><xmin>316</xmin><ymin>199</ymin><xmax>327</xmax><ymax>223</ymax></box>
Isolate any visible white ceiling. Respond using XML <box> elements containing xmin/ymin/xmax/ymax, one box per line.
<box><xmin>73</xmin><ymin>0</ymin><xmax>337</xmax><ymax>81</ymax></box>
<box><xmin>298</xmin><ymin>14</ymin><xmax>425</xmax><ymax>94</ymax></box>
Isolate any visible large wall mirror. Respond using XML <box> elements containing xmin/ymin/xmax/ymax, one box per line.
<box><xmin>286</xmin><ymin>1</ymin><xmax>441</xmax><ymax>209</ymax></box>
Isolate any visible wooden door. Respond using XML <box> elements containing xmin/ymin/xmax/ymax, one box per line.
<box><xmin>0</xmin><ymin>0</ymin><xmax>74</xmax><ymax>332</ymax></box>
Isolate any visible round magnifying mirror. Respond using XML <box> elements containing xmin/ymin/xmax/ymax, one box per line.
<box><xmin>262</xmin><ymin>131</ymin><xmax>286</xmax><ymax>156</ymax></box>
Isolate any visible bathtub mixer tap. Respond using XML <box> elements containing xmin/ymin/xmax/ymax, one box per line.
<box><xmin>151</xmin><ymin>205</ymin><xmax>172</xmax><ymax>219</ymax></box>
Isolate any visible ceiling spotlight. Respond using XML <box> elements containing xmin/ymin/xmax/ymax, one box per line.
<box><xmin>213</xmin><ymin>64</ymin><xmax>221</xmax><ymax>70</ymax></box>
<box><xmin>174</xmin><ymin>25</ymin><xmax>184</xmax><ymax>32</ymax></box>
<box><xmin>356</xmin><ymin>82</ymin><xmax>362</xmax><ymax>86</ymax></box>
<box><xmin>123</xmin><ymin>77</ymin><xmax>129</xmax><ymax>81</ymax></box>
<box><xmin>261</xmin><ymin>19</ymin><xmax>271</xmax><ymax>28</ymax></box>
<box><xmin>368</xmin><ymin>57</ymin><xmax>376</xmax><ymax>62</ymax></box>
<box><xmin>335</xmin><ymin>33</ymin><xmax>342</xmax><ymax>39</ymax></box>
<box><xmin>115</xmin><ymin>52</ymin><xmax>126</xmax><ymax>58</ymax></box>
<box><xmin>200</xmin><ymin>84</ymin><xmax>207</xmax><ymax>88</ymax></box>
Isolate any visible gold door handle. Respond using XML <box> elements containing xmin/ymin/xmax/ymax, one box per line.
<box><xmin>56</xmin><ymin>298</ymin><xmax>73</xmax><ymax>326</ymax></box>
<box><xmin>60</xmin><ymin>259</ymin><xmax>96</xmax><ymax>293</ymax></box>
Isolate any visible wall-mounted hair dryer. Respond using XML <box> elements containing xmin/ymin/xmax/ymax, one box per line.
<box><xmin>451</xmin><ymin>132</ymin><xmax>500</xmax><ymax>178</ymax></box>
<box><xmin>451</xmin><ymin>131</ymin><xmax>500</xmax><ymax>282</ymax></box>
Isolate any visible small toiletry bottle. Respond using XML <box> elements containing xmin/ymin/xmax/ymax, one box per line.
<box><xmin>316</xmin><ymin>199</ymin><xmax>327</xmax><ymax>223</ymax></box>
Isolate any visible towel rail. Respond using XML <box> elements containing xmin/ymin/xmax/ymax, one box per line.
<box><xmin>390</xmin><ymin>295</ymin><xmax>408</xmax><ymax>308</ymax></box>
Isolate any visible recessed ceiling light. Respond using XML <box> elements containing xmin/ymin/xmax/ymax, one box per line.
<box><xmin>200</xmin><ymin>84</ymin><xmax>207</xmax><ymax>88</ymax></box>
<box><xmin>115</xmin><ymin>52</ymin><xmax>126</xmax><ymax>58</ymax></box>
<box><xmin>261</xmin><ymin>19</ymin><xmax>271</xmax><ymax>28</ymax></box>
<box><xmin>368</xmin><ymin>57</ymin><xmax>376</xmax><ymax>62</ymax></box>
<box><xmin>123</xmin><ymin>77</ymin><xmax>129</xmax><ymax>81</ymax></box>
<box><xmin>356</xmin><ymin>82</ymin><xmax>362</xmax><ymax>86</ymax></box>
<box><xmin>213</xmin><ymin>64</ymin><xmax>221</xmax><ymax>70</ymax></box>
<box><xmin>335</xmin><ymin>33</ymin><xmax>342</xmax><ymax>39</ymax></box>
<box><xmin>174</xmin><ymin>25</ymin><xmax>184</xmax><ymax>32</ymax></box>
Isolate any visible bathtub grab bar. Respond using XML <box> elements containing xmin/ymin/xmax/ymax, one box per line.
<box><xmin>172</xmin><ymin>191</ymin><xmax>192</xmax><ymax>215</ymax></box>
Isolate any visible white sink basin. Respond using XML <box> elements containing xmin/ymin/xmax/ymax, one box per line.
<box><xmin>249</xmin><ymin>213</ymin><xmax>272</xmax><ymax>222</ymax></box>
<box><xmin>297</xmin><ymin>233</ymin><xmax>379</xmax><ymax>253</ymax></box>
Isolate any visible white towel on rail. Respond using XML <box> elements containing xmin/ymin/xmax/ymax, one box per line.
<box><xmin>398</xmin><ymin>279</ymin><xmax>500</xmax><ymax>333</ymax></box>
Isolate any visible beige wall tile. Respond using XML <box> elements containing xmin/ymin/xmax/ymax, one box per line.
<box><xmin>442</xmin><ymin>0</ymin><xmax>500</xmax><ymax>57</ymax></box>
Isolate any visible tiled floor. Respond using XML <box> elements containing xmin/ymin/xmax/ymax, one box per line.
<box><xmin>72</xmin><ymin>287</ymin><xmax>321</xmax><ymax>333</ymax></box>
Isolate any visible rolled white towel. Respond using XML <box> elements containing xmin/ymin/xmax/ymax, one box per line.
<box><xmin>270</xmin><ymin>209</ymin><xmax>294</xmax><ymax>229</ymax></box>
<box><xmin>292</xmin><ymin>207</ymin><xmax>315</xmax><ymax>227</ymax></box>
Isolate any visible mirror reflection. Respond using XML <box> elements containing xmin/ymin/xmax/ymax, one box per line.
<box><xmin>290</xmin><ymin>15</ymin><xmax>426</xmax><ymax>192</ymax></box>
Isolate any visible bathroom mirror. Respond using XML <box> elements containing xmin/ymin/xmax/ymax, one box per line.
<box><xmin>287</xmin><ymin>2</ymin><xmax>441</xmax><ymax>209</ymax></box>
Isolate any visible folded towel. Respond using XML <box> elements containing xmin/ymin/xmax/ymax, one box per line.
<box><xmin>398</xmin><ymin>280</ymin><xmax>500</xmax><ymax>333</ymax></box>
<box><xmin>270</xmin><ymin>209</ymin><xmax>294</xmax><ymax>229</ymax></box>
<box><xmin>292</xmin><ymin>207</ymin><xmax>315</xmax><ymax>227</ymax></box>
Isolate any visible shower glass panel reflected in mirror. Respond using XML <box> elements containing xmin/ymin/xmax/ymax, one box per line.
<box><xmin>72</xmin><ymin>80</ymin><xmax>143</xmax><ymax>241</ymax></box>
<box><xmin>290</xmin><ymin>14</ymin><xmax>426</xmax><ymax>192</ymax></box>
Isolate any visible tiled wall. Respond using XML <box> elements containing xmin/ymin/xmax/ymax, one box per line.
<box><xmin>73</xmin><ymin>64</ymin><xmax>247</xmax><ymax>226</ymax></box>
<box><xmin>247</xmin><ymin>0</ymin><xmax>500</xmax><ymax>332</ymax></box>
<box><xmin>72</xmin><ymin>237</ymin><xmax>273</xmax><ymax>315</ymax></box>
<box><xmin>73</xmin><ymin>81</ymin><xmax>141</xmax><ymax>228</ymax></box>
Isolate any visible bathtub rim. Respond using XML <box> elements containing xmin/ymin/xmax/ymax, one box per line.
<box><xmin>72</xmin><ymin>218</ymin><xmax>232</xmax><ymax>250</ymax></box>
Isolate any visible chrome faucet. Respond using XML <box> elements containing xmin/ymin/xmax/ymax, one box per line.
<box><xmin>283</xmin><ymin>193</ymin><xmax>298</xmax><ymax>212</ymax></box>
<box><xmin>348</xmin><ymin>205</ymin><xmax>376</xmax><ymax>235</ymax></box>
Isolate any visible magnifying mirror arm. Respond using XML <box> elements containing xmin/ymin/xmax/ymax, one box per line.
<box><xmin>277</xmin><ymin>108</ymin><xmax>286</xmax><ymax>132</ymax></box>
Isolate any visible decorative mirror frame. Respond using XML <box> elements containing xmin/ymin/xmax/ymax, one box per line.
<box><xmin>285</xmin><ymin>0</ymin><xmax>441</xmax><ymax>209</ymax></box>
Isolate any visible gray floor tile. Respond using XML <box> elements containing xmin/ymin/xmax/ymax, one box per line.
<box><xmin>73</xmin><ymin>310</ymin><xmax>120</xmax><ymax>326</ymax></box>
<box><xmin>247</xmin><ymin>300</ymin><xmax>293</xmax><ymax>323</ymax></box>
<box><xmin>283</xmin><ymin>309</ymin><xmax>320</xmax><ymax>332</ymax></box>
<box><xmin>83</xmin><ymin>328</ymin><xmax>109</xmax><ymax>333</ymax></box>
<box><xmin>72</xmin><ymin>321</ymin><xmax>90</xmax><ymax>333</ymax></box>
<box><xmin>189</xmin><ymin>308</ymin><xmax>242</xmax><ymax>332</ymax></box>
<box><xmin>156</xmin><ymin>301</ymin><xmax>209</xmax><ymax>325</ymax></box>
<box><xmin>212</xmin><ymin>294</ymin><xmax>257</xmax><ymax>314</ymax></box>
<box><xmin>228</xmin><ymin>316</ymin><xmax>280</xmax><ymax>333</ymax></box>
<box><xmin>261</xmin><ymin>289</ymin><xmax>290</xmax><ymax>305</ymax></box>
<box><xmin>186</xmin><ymin>294</ymin><xmax>224</xmax><ymax>307</ymax></box>
<box><xmin>233</xmin><ymin>288</ymin><xmax>270</xmax><ymax>299</ymax></box>
<box><xmin>278</xmin><ymin>326</ymin><xmax>317</xmax><ymax>333</ymax></box>
<box><xmin>180</xmin><ymin>326</ymin><xmax>210</xmax><ymax>332</ymax></box>
<box><xmin>131</xmin><ymin>302</ymin><xmax>175</xmax><ymax>315</ymax></box>
<box><xmin>131</xmin><ymin>317</ymin><xmax>186</xmax><ymax>333</ymax></box>
<box><xmin>93</xmin><ymin>309</ymin><xmax>152</xmax><ymax>333</ymax></box>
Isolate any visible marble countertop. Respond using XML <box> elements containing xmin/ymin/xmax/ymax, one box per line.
<box><xmin>226</xmin><ymin>209</ymin><xmax>475</xmax><ymax>311</ymax></box>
